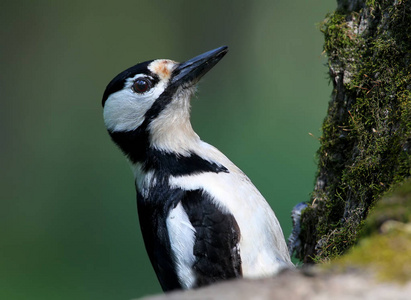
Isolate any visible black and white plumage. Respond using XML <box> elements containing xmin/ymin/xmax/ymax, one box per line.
<box><xmin>102</xmin><ymin>46</ymin><xmax>293</xmax><ymax>291</ymax></box>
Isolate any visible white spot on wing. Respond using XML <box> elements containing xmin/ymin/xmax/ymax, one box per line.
<box><xmin>166</xmin><ymin>202</ymin><xmax>197</xmax><ymax>289</ymax></box>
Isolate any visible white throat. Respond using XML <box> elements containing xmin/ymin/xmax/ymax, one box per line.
<box><xmin>148</xmin><ymin>86</ymin><xmax>200</xmax><ymax>155</ymax></box>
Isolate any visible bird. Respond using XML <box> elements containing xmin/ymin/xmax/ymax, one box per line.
<box><xmin>102</xmin><ymin>46</ymin><xmax>293</xmax><ymax>291</ymax></box>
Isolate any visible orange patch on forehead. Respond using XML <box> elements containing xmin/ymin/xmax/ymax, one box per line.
<box><xmin>149</xmin><ymin>59</ymin><xmax>176</xmax><ymax>80</ymax></box>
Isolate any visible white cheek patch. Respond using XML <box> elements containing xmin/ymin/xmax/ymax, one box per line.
<box><xmin>103</xmin><ymin>76</ymin><xmax>167</xmax><ymax>132</ymax></box>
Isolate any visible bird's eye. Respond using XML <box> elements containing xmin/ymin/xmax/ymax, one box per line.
<box><xmin>132</xmin><ymin>78</ymin><xmax>152</xmax><ymax>94</ymax></box>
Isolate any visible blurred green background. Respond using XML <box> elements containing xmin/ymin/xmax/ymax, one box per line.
<box><xmin>1</xmin><ymin>0</ymin><xmax>335</xmax><ymax>299</ymax></box>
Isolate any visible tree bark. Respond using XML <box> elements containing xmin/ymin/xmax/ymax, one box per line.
<box><xmin>293</xmin><ymin>0</ymin><xmax>411</xmax><ymax>263</ymax></box>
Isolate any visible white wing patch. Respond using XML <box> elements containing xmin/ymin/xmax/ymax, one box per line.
<box><xmin>166</xmin><ymin>202</ymin><xmax>197</xmax><ymax>289</ymax></box>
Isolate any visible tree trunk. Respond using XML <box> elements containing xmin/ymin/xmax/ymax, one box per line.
<box><xmin>293</xmin><ymin>0</ymin><xmax>411</xmax><ymax>263</ymax></box>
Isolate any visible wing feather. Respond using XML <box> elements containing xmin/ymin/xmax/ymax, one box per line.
<box><xmin>181</xmin><ymin>189</ymin><xmax>242</xmax><ymax>286</ymax></box>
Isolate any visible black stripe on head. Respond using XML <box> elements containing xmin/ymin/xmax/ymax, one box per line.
<box><xmin>102</xmin><ymin>60</ymin><xmax>155</xmax><ymax>107</ymax></box>
<box><xmin>105</xmin><ymin>83</ymin><xmax>181</xmax><ymax>165</ymax></box>
<box><xmin>103</xmin><ymin>61</ymin><xmax>181</xmax><ymax>161</ymax></box>
<box><xmin>140</xmin><ymin>77</ymin><xmax>182</xmax><ymax>125</ymax></box>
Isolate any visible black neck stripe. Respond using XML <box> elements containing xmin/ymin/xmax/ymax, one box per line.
<box><xmin>107</xmin><ymin>74</ymin><xmax>186</xmax><ymax>162</ymax></box>
<box><xmin>109</xmin><ymin>129</ymin><xmax>228</xmax><ymax>176</ymax></box>
<box><xmin>142</xmin><ymin>80</ymin><xmax>181</xmax><ymax>124</ymax></box>
<box><xmin>108</xmin><ymin>127</ymin><xmax>149</xmax><ymax>163</ymax></box>
<box><xmin>143</xmin><ymin>149</ymin><xmax>228</xmax><ymax>176</ymax></box>
<box><xmin>107</xmin><ymin>81</ymin><xmax>181</xmax><ymax>164</ymax></box>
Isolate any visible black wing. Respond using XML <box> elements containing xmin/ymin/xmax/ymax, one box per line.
<box><xmin>137</xmin><ymin>188</ymin><xmax>184</xmax><ymax>291</ymax></box>
<box><xmin>137</xmin><ymin>186</ymin><xmax>242</xmax><ymax>291</ymax></box>
<box><xmin>182</xmin><ymin>189</ymin><xmax>242</xmax><ymax>287</ymax></box>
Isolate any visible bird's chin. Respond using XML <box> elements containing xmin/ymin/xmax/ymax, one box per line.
<box><xmin>175</xmin><ymin>84</ymin><xmax>197</xmax><ymax>100</ymax></box>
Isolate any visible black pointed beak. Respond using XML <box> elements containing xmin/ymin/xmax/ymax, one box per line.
<box><xmin>171</xmin><ymin>46</ymin><xmax>228</xmax><ymax>86</ymax></box>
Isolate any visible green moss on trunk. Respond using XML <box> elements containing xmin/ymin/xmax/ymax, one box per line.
<box><xmin>296</xmin><ymin>0</ymin><xmax>411</xmax><ymax>263</ymax></box>
<box><xmin>333</xmin><ymin>179</ymin><xmax>411</xmax><ymax>282</ymax></box>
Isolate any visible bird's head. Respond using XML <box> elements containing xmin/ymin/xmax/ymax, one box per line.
<box><xmin>102</xmin><ymin>46</ymin><xmax>228</xmax><ymax>162</ymax></box>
